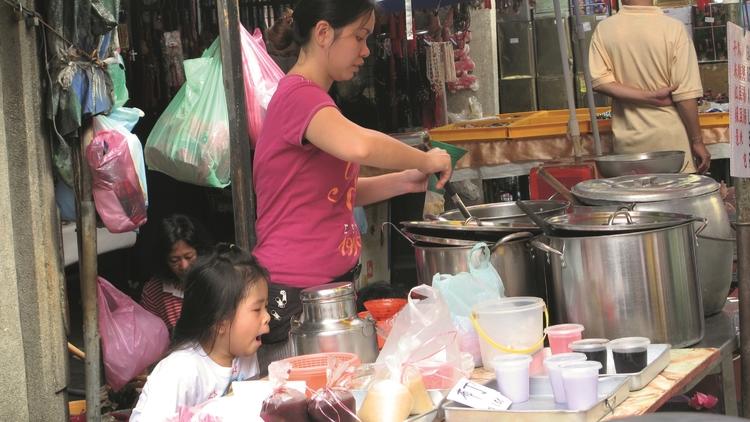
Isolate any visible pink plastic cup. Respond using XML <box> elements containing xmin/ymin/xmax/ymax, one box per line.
<box><xmin>545</xmin><ymin>324</ymin><xmax>584</xmax><ymax>354</ymax></box>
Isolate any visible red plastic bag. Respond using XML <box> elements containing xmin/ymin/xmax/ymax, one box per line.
<box><xmin>98</xmin><ymin>277</ymin><xmax>169</xmax><ymax>391</ymax></box>
<box><xmin>240</xmin><ymin>26</ymin><xmax>285</xmax><ymax>146</ymax></box>
<box><xmin>87</xmin><ymin>129</ymin><xmax>148</xmax><ymax>233</ymax></box>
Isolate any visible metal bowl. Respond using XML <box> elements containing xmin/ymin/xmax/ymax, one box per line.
<box><xmin>439</xmin><ymin>200</ymin><xmax>569</xmax><ymax>223</ymax></box>
<box><xmin>594</xmin><ymin>151</ymin><xmax>685</xmax><ymax>178</ymax></box>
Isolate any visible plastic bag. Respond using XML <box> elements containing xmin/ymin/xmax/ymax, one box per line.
<box><xmin>106</xmin><ymin>53</ymin><xmax>129</xmax><ymax>108</ymax></box>
<box><xmin>97</xmin><ymin>277</ymin><xmax>169</xmax><ymax>391</ymax></box>
<box><xmin>260</xmin><ymin>361</ymin><xmax>311</xmax><ymax>422</ymax></box>
<box><xmin>86</xmin><ymin>128</ymin><xmax>148</xmax><ymax>233</ymax></box>
<box><xmin>240</xmin><ymin>26</ymin><xmax>285</xmax><ymax>145</ymax></box>
<box><xmin>308</xmin><ymin>356</ymin><xmax>357</xmax><ymax>422</ymax></box>
<box><xmin>145</xmin><ymin>40</ymin><xmax>231</xmax><ymax>188</ymax></box>
<box><xmin>93</xmin><ymin>109</ymin><xmax>148</xmax><ymax>209</ymax></box>
<box><xmin>376</xmin><ymin>285</ymin><xmax>472</xmax><ymax>390</ymax></box>
<box><xmin>433</xmin><ymin>243</ymin><xmax>505</xmax><ymax>366</ymax></box>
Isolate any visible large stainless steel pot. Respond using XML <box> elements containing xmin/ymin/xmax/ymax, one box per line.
<box><xmin>290</xmin><ymin>282</ymin><xmax>378</xmax><ymax>363</ymax></box>
<box><xmin>532</xmin><ymin>222</ymin><xmax>705</xmax><ymax>347</ymax></box>
<box><xmin>412</xmin><ymin>232</ymin><xmax>549</xmax><ymax>300</ymax></box>
<box><xmin>572</xmin><ymin>174</ymin><xmax>733</xmax><ymax>315</ymax></box>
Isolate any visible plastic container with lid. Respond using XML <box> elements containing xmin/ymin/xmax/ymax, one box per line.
<box><xmin>609</xmin><ymin>337</ymin><xmax>650</xmax><ymax>374</ymax></box>
<box><xmin>492</xmin><ymin>354</ymin><xmax>533</xmax><ymax>403</ymax></box>
<box><xmin>570</xmin><ymin>338</ymin><xmax>609</xmax><ymax>374</ymax></box>
<box><xmin>543</xmin><ymin>352</ymin><xmax>587</xmax><ymax>403</ymax></box>
<box><xmin>559</xmin><ymin>360</ymin><xmax>602</xmax><ymax>410</ymax></box>
<box><xmin>545</xmin><ymin>324</ymin><xmax>584</xmax><ymax>354</ymax></box>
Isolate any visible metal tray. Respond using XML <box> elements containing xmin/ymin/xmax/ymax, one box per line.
<box><xmin>602</xmin><ymin>343</ymin><xmax>671</xmax><ymax>391</ymax></box>
<box><xmin>443</xmin><ymin>375</ymin><xmax>630</xmax><ymax>422</ymax></box>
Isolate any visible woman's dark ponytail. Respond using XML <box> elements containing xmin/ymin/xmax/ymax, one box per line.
<box><xmin>291</xmin><ymin>0</ymin><xmax>375</xmax><ymax>46</ymax></box>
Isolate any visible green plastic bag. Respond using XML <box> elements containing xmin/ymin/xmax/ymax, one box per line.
<box><xmin>145</xmin><ymin>40</ymin><xmax>230</xmax><ymax>188</ymax></box>
<box><xmin>107</xmin><ymin>53</ymin><xmax>129</xmax><ymax>109</ymax></box>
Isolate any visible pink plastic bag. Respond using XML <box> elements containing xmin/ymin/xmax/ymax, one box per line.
<box><xmin>87</xmin><ymin>129</ymin><xmax>148</xmax><ymax>233</ymax></box>
<box><xmin>240</xmin><ymin>26</ymin><xmax>285</xmax><ymax>146</ymax></box>
<box><xmin>97</xmin><ymin>277</ymin><xmax>169</xmax><ymax>391</ymax></box>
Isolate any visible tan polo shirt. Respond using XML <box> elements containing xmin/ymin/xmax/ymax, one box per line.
<box><xmin>588</xmin><ymin>6</ymin><xmax>703</xmax><ymax>172</ymax></box>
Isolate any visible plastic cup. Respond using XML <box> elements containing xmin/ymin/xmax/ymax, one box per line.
<box><xmin>609</xmin><ymin>337</ymin><xmax>650</xmax><ymax>374</ymax></box>
<box><xmin>570</xmin><ymin>338</ymin><xmax>610</xmax><ymax>374</ymax></box>
<box><xmin>492</xmin><ymin>354</ymin><xmax>533</xmax><ymax>403</ymax></box>
<box><xmin>545</xmin><ymin>324</ymin><xmax>585</xmax><ymax>354</ymax></box>
<box><xmin>559</xmin><ymin>361</ymin><xmax>602</xmax><ymax>410</ymax></box>
<box><xmin>543</xmin><ymin>352</ymin><xmax>587</xmax><ymax>404</ymax></box>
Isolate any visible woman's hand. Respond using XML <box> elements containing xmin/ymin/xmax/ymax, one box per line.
<box><xmin>399</xmin><ymin>169</ymin><xmax>430</xmax><ymax>193</ymax></box>
<box><xmin>419</xmin><ymin>148</ymin><xmax>453</xmax><ymax>188</ymax></box>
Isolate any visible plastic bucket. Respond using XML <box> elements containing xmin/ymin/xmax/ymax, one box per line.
<box><xmin>471</xmin><ymin>297</ymin><xmax>547</xmax><ymax>371</ymax></box>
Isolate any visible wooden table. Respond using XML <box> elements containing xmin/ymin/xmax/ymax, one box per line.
<box><xmin>602</xmin><ymin>348</ymin><xmax>721</xmax><ymax>420</ymax></box>
<box><xmin>468</xmin><ymin>347</ymin><xmax>722</xmax><ymax>420</ymax></box>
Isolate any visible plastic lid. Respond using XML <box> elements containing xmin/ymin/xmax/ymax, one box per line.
<box><xmin>492</xmin><ymin>354</ymin><xmax>533</xmax><ymax>368</ymax></box>
<box><xmin>572</xmin><ymin>174</ymin><xmax>719</xmax><ymax>203</ymax></box>
<box><xmin>473</xmin><ymin>296</ymin><xmax>545</xmax><ymax>315</ymax></box>
<box><xmin>543</xmin><ymin>352</ymin><xmax>587</xmax><ymax>368</ymax></box>
<box><xmin>608</xmin><ymin>337</ymin><xmax>650</xmax><ymax>352</ymax></box>
<box><xmin>557</xmin><ymin>360</ymin><xmax>602</xmax><ymax>374</ymax></box>
<box><xmin>300</xmin><ymin>282</ymin><xmax>354</xmax><ymax>301</ymax></box>
<box><xmin>544</xmin><ymin>323</ymin><xmax>585</xmax><ymax>336</ymax></box>
<box><xmin>570</xmin><ymin>339</ymin><xmax>610</xmax><ymax>352</ymax></box>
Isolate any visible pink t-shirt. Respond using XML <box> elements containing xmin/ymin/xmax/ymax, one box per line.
<box><xmin>253</xmin><ymin>75</ymin><xmax>360</xmax><ymax>289</ymax></box>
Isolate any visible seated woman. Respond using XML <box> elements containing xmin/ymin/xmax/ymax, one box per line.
<box><xmin>141</xmin><ymin>214</ymin><xmax>213</xmax><ymax>331</ymax></box>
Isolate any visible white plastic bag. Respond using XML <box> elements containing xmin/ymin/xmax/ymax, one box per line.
<box><xmin>377</xmin><ymin>285</ymin><xmax>472</xmax><ymax>390</ymax></box>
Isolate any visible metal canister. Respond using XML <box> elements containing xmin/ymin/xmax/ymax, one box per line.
<box><xmin>290</xmin><ymin>282</ymin><xmax>378</xmax><ymax>363</ymax></box>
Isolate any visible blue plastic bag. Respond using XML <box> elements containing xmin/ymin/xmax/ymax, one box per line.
<box><xmin>432</xmin><ymin>243</ymin><xmax>505</xmax><ymax>366</ymax></box>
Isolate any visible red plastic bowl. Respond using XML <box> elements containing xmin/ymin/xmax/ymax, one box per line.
<box><xmin>364</xmin><ymin>298</ymin><xmax>407</xmax><ymax>321</ymax></box>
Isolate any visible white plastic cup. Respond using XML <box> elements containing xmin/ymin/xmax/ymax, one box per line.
<box><xmin>492</xmin><ymin>354</ymin><xmax>533</xmax><ymax>403</ymax></box>
<box><xmin>543</xmin><ymin>352</ymin><xmax>587</xmax><ymax>403</ymax></box>
<box><xmin>559</xmin><ymin>361</ymin><xmax>603</xmax><ymax>410</ymax></box>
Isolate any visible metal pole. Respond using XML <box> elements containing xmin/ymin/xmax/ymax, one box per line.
<box><xmin>736</xmin><ymin>178</ymin><xmax>750</xmax><ymax>417</ymax></box>
<box><xmin>552</xmin><ymin>0</ymin><xmax>583</xmax><ymax>160</ymax></box>
<box><xmin>72</xmin><ymin>124</ymin><xmax>100</xmax><ymax>421</ymax></box>
<box><xmin>570</xmin><ymin>1</ymin><xmax>602</xmax><ymax>156</ymax></box>
<box><xmin>217</xmin><ymin>0</ymin><xmax>257</xmax><ymax>251</ymax></box>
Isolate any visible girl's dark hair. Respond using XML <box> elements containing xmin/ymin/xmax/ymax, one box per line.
<box><xmin>291</xmin><ymin>0</ymin><xmax>375</xmax><ymax>46</ymax></box>
<box><xmin>153</xmin><ymin>214</ymin><xmax>213</xmax><ymax>282</ymax></box>
<box><xmin>171</xmin><ymin>243</ymin><xmax>270</xmax><ymax>352</ymax></box>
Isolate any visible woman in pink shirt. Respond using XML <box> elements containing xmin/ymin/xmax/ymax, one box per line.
<box><xmin>253</xmin><ymin>0</ymin><xmax>452</xmax><ymax>368</ymax></box>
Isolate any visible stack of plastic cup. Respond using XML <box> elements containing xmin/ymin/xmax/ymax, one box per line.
<box><xmin>545</xmin><ymin>324</ymin><xmax>585</xmax><ymax>354</ymax></box>
<box><xmin>609</xmin><ymin>337</ymin><xmax>650</xmax><ymax>373</ymax></box>
<box><xmin>570</xmin><ymin>338</ymin><xmax>610</xmax><ymax>374</ymax></box>
<box><xmin>543</xmin><ymin>352</ymin><xmax>587</xmax><ymax>403</ymax></box>
<box><xmin>559</xmin><ymin>361</ymin><xmax>603</xmax><ymax>410</ymax></box>
<box><xmin>492</xmin><ymin>354</ymin><xmax>533</xmax><ymax>403</ymax></box>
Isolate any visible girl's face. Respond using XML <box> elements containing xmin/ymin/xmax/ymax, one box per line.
<box><xmin>227</xmin><ymin>278</ymin><xmax>271</xmax><ymax>357</ymax></box>
<box><xmin>168</xmin><ymin>240</ymin><xmax>198</xmax><ymax>280</ymax></box>
<box><xmin>326</xmin><ymin>11</ymin><xmax>374</xmax><ymax>82</ymax></box>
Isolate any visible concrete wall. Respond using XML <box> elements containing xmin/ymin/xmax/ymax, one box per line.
<box><xmin>0</xmin><ymin>5</ymin><xmax>68</xmax><ymax>421</ymax></box>
<box><xmin>447</xmin><ymin>5</ymin><xmax>500</xmax><ymax>118</ymax></box>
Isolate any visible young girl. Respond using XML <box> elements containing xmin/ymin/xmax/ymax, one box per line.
<box><xmin>130</xmin><ymin>243</ymin><xmax>271</xmax><ymax>421</ymax></box>
<box><xmin>253</xmin><ymin>0</ymin><xmax>453</xmax><ymax>367</ymax></box>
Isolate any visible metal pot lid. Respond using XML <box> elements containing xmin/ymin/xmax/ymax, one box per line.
<box><xmin>400</xmin><ymin>220</ymin><xmax>541</xmax><ymax>234</ymax></box>
<box><xmin>545</xmin><ymin>210</ymin><xmax>697</xmax><ymax>233</ymax></box>
<box><xmin>439</xmin><ymin>200</ymin><xmax>569</xmax><ymax>221</ymax></box>
<box><xmin>571</xmin><ymin>174</ymin><xmax>719</xmax><ymax>203</ymax></box>
<box><xmin>300</xmin><ymin>282</ymin><xmax>354</xmax><ymax>301</ymax></box>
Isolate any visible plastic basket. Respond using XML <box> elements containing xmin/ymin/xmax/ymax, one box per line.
<box><xmin>282</xmin><ymin>352</ymin><xmax>360</xmax><ymax>394</ymax></box>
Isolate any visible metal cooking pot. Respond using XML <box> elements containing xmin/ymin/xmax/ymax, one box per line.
<box><xmin>572</xmin><ymin>174</ymin><xmax>733</xmax><ymax>315</ymax></box>
<box><xmin>410</xmin><ymin>232</ymin><xmax>549</xmax><ymax>301</ymax></box>
<box><xmin>439</xmin><ymin>200</ymin><xmax>569</xmax><ymax>224</ymax></box>
<box><xmin>290</xmin><ymin>282</ymin><xmax>378</xmax><ymax>363</ymax></box>
<box><xmin>532</xmin><ymin>221</ymin><xmax>705</xmax><ymax>348</ymax></box>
